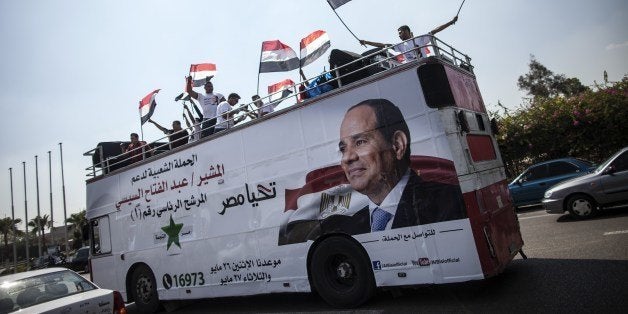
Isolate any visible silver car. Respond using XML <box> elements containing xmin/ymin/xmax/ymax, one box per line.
<box><xmin>0</xmin><ymin>268</ymin><xmax>126</xmax><ymax>313</ymax></box>
<box><xmin>543</xmin><ymin>147</ymin><xmax>628</xmax><ymax>219</ymax></box>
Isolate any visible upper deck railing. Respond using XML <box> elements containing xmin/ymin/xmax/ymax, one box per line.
<box><xmin>84</xmin><ymin>35</ymin><xmax>473</xmax><ymax>179</ymax></box>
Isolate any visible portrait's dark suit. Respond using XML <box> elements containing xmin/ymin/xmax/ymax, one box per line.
<box><xmin>278</xmin><ymin>170</ymin><xmax>467</xmax><ymax>245</ymax></box>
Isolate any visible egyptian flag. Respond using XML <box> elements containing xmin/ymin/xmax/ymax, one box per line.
<box><xmin>259</xmin><ymin>40</ymin><xmax>299</xmax><ymax>73</ymax></box>
<box><xmin>189</xmin><ymin>63</ymin><xmax>217</xmax><ymax>87</ymax></box>
<box><xmin>327</xmin><ymin>0</ymin><xmax>352</xmax><ymax>9</ymax></box>
<box><xmin>139</xmin><ymin>89</ymin><xmax>160</xmax><ymax>125</ymax></box>
<box><xmin>300</xmin><ymin>30</ymin><xmax>331</xmax><ymax>67</ymax></box>
<box><xmin>268</xmin><ymin>79</ymin><xmax>295</xmax><ymax>103</ymax></box>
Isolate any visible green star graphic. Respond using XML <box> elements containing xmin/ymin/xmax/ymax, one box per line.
<box><xmin>161</xmin><ymin>215</ymin><xmax>183</xmax><ymax>250</ymax></box>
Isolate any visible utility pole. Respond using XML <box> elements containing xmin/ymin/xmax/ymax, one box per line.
<box><xmin>59</xmin><ymin>143</ymin><xmax>69</xmax><ymax>255</ymax></box>
<box><xmin>35</xmin><ymin>155</ymin><xmax>42</xmax><ymax>257</ymax></box>
<box><xmin>22</xmin><ymin>162</ymin><xmax>29</xmax><ymax>269</ymax></box>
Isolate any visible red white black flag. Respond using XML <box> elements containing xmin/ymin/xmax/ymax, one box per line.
<box><xmin>139</xmin><ymin>89</ymin><xmax>160</xmax><ymax>125</ymax></box>
<box><xmin>300</xmin><ymin>30</ymin><xmax>331</xmax><ymax>67</ymax></box>
<box><xmin>189</xmin><ymin>63</ymin><xmax>217</xmax><ymax>87</ymax></box>
<box><xmin>268</xmin><ymin>79</ymin><xmax>295</xmax><ymax>102</ymax></box>
<box><xmin>259</xmin><ymin>40</ymin><xmax>299</xmax><ymax>73</ymax></box>
<box><xmin>327</xmin><ymin>0</ymin><xmax>352</xmax><ymax>9</ymax></box>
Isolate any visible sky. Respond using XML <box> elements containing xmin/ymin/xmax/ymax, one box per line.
<box><xmin>1</xmin><ymin>0</ymin><xmax>627</xmax><ymax>230</ymax></box>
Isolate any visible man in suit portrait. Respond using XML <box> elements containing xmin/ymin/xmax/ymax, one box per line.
<box><xmin>321</xmin><ymin>98</ymin><xmax>467</xmax><ymax>234</ymax></box>
<box><xmin>278</xmin><ymin>99</ymin><xmax>466</xmax><ymax>244</ymax></box>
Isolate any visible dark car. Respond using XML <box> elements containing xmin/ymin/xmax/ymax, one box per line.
<box><xmin>508</xmin><ymin>158</ymin><xmax>595</xmax><ymax>208</ymax></box>
<box><xmin>543</xmin><ymin>147</ymin><xmax>628</xmax><ymax>218</ymax></box>
<box><xmin>67</xmin><ymin>246</ymin><xmax>89</xmax><ymax>273</ymax></box>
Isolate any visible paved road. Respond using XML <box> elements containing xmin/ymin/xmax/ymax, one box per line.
<box><xmin>126</xmin><ymin>206</ymin><xmax>628</xmax><ymax>313</ymax></box>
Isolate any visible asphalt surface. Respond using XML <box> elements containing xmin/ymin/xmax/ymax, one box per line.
<box><xmin>121</xmin><ymin>206</ymin><xmax>628</xmax><ymax>313</ymax></box>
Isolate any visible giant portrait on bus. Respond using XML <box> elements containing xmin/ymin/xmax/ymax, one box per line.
<box><xmin>278</xmin><ymin>98</ymin><xmax>467</xmax><ymax>245</ymax></box>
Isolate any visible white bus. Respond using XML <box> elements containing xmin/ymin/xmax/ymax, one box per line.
<box><xmin>84</xmin><ymin>35</ymin><xmax>524</xmax><ymax>311</ymax></box>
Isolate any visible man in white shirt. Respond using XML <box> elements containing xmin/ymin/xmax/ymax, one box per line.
<box><xmin>185</xmin><ymin>76</ymin><xmax>225</xmax><ymax>138</ymax></box>
<box><xmin>359</xmin><ymin>16</ymin><xmax>458</xmax><ymax>62</ymax></box>
<box><xmin>214</xmin><ymin>93</ymin><xmax>244</xmax><ymax>133</ymax></box>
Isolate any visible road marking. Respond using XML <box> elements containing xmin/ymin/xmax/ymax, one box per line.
<box><xmin>517</xmin><ymin>213</ymin><xmax>553</xmax><ymax>220</ymax></box>
<box><xmin>603</xmin><ymin>230</ymin><xmax>628</xmax><ymax>236</ymax></box>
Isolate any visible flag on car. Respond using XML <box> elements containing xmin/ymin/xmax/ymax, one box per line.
<box><xmin>259</xmin><ymin>40</ymin><xmax>299</xmax><ymax>73</ymax></box>
<box><xmin>189</xmin><ymin>63</ymin><xmax>217</xmax><ymax>87</ymax></box>
<box><xmin>139</xmin><ymin>89</ymin><xmax>160</xmax><ymax>125</ymax></box>
<box><xmin>300</xmin><ymin>30</ymin><xmax>331</xmax><ymax>67</ymax></box>
<box><xmin>327</xmin><ymin>0</ymin><xmax>352</xmax><ymax>9</ymax></box>
<box><xmin>268</xmin><ymin>79</ymin><xmax>295</xmax><ymax>102</ymax></box>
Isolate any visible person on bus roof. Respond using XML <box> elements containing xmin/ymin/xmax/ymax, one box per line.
<box><xmin>121</xmin><ymin>133</ymin><xmax>148</xmax><ymax>164</ymax></box>
<box><xmin>359</xmin><ymin>16</ymin><xmax>458</xmax><ymax>61</ymax></box>
<box><xmin>186</xmin><ymin>76</ymin><xmax>226</xmax><ymax>138</ymax></box>
<box><xmin>214</xmin><ymin>93</ymin><xmax>246</xmax><ymax>133</ymax></box>
<box><xmin>147</xmin><ymin>119</ymin><xmax>189</xmax><ymax>149</ymax></box>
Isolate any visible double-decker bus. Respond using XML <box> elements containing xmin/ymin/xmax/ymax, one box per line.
<box><xmin>84</xmin><ymin>34</ymin><xmax>524</xmax><ymax>311</ymax></box>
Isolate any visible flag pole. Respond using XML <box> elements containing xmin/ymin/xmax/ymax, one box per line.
<box><xmin>9</xmin><ymin>167</ymin><xmax>18</xmax><ymax>273</ymax></box>
<box><xmin>22</xmin><ymin>161</ymin><xmax>29</xmax><ymax>269</ymax></box>
<box><xmin>48</xmin><ymin>151</ymin><xmax>54</xmax><ymax>246</ymax></box>
<box><xmin>35</xmin><ymin>155</ymin><xmax>42</xmax><ymax>257</ymax></box>
<box><xmin>327</xmin><ymin>4</ymin><xmax>366</xmax><ymax>47</ymax></box>
<box><xmin>139</xmin><ymin>101</ymin><xmax>145</xmax><ymax>142</ymax></box>
<box><xmin>257</xmin><ymin>44</ymin><xmax>263</xmax><ymax>96</ymax></box>
<box><xmin>456</xmin><ymin>0</ymin><xmax>466</xmax><ymax>17</ymax></box>
<box><xmin>58</xmin><ymin>143</ymin><xmax>69</xmax><ymax>256</ymax></box>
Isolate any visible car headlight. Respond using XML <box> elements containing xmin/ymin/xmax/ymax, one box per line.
<box><xmin>544</xmin><ymin>190</ymin><xmax>552</xmax><ymax>198</ymax></box>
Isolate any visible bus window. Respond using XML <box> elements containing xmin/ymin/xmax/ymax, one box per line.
<box><xmin>90</xmin><ymin>217</ymin><xmax>112</xmax><ymax>255</ymax></box>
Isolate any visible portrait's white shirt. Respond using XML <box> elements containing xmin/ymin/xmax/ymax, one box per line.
<box><xmin>368</xmin><ymin>169</ymin><xmax>411</xmax><ymax>230</ymax></box>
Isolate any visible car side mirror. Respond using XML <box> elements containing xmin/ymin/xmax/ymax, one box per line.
<box><xmin>603</xmin><ymin>165</ymin><xmax>616</xmax><ymax>175</ymax></box>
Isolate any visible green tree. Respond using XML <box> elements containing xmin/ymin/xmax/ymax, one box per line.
<box><xmin>494</xmin><ymin>75</ymin><xmax>628</xmax><ymax>178</ymax></box>
<box><xmin>517</xmin><ymin>55</ymin><xmax>589</xmax><ymax>99</ymax></box>
<box><xmin>66</xmin><ymin>210</ymin><xmax>87</xmax><ymax>249</ymax></box>
<box><xmin>28</xmin><ymin>214</ymin><xmax>50</xmax><ymax>247</ymax></box>
<box><xmin>0</xmin><ymin>217</ymin><xmax>23</xmax><ymax>259</ymax></box>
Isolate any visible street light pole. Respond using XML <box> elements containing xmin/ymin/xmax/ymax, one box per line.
<box><xmin>9</xmin><ymin>168</ymin><xmax>17</xmax><ymax>273</ymax></box>
<box><xmin>35</xmin><ymin>155</ymin><xmax>42</xmax><ymax>257</ymax></box>
<box><xmin>22</xmin><ymin>162</ymin><xmax>29</xmax><ymax>269</ymax></box>
<box><xmin>59</xmin><ymin>143</ymin><xmax>69</xmax><ymax>255</ymax></box>
<box><xmin>48</xmin><ymin>151</ymin><xmax>55</xmax><ymax>246</ymax></box>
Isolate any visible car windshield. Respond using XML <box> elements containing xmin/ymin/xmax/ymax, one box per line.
<box><xmin>0</xmin><ymin>270</ymin><xmax>97</xmax><ymax>312</ymax></box>
<box><xmin>595</xmin><ymin>149</ymin><xmax>624</xmax><ymax>173</ymax></box>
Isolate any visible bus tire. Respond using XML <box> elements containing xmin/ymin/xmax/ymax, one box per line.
<box><xmin>131</xmin><ymin>265</ymin><xmax>160</xmax><ymax>313</ymax></box>
<box><xmin>310</xmin><ymin>236</ymin><xmax>375</xmax><ymax>308</ymax></box>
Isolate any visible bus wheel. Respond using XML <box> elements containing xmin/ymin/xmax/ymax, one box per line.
<box><xmin>310</xmin><ymin>236</ymin><xmax>375</xmax><ymax>308</ymax></box>
<box><xmin>131</xmin><ymin>265</ymin><xmax>160</xmax><ymax>313</ymax></box>
<box><xmin>567</xmin><ymin>194</ymin><xmax>597</xmax><ymax>219</ymax></box>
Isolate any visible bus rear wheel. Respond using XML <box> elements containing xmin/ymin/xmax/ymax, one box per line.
<box><xmin>131</xmin><ymin>265</ymin><xmax>160</xmax><ymax>313</ymax></box>
<box><xmin>309</xmin><ymin>236</ymin><xmax>375</xmax><ymax>308</ymax></box>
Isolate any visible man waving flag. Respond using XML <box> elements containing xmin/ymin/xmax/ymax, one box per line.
<box><xmin>300</xmin><ymin>30</ymin><xmax>331</xmax><ymax>67</ymax></box>
<box><xmin>259</xmin><ymin>40</ymin><xmax>299</xmax><ymax>73</ymax></box>
<box><xmin>139</xmin><ymin>89</ymin><xmax>160</xmax><ymax>125</ymax></box>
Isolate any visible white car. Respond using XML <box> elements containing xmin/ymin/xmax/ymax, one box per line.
<box><xmin>0</xmin><ymin>268</ymin><xmax>126</xmax><ymax>314</ymax></box>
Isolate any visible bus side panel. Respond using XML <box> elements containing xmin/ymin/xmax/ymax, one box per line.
<box><xmin>463</xmin><ymin>177</ymin><xmax>523</xmax><ymax>277</ymax></box>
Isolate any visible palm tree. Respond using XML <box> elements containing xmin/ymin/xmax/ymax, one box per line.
<box><xmin>66</xmin><ymin>210</ymin><xmax>87</xmax><ymax>248</ymax></box>
<box><xmin>28</xmin><ymin>214</ymin><xmax>50</xmax><ymax>247</ymax></box>
<box><xmin>0</xmin><ymin>217</ymin><xmax>23</xmax><ymax>259</ymax></box>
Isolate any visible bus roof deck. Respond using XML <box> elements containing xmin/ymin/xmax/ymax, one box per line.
<box><xmin>84</xmin><ymin>35</ymin><xmax>474</xmax><ymax>180</ymax></box>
